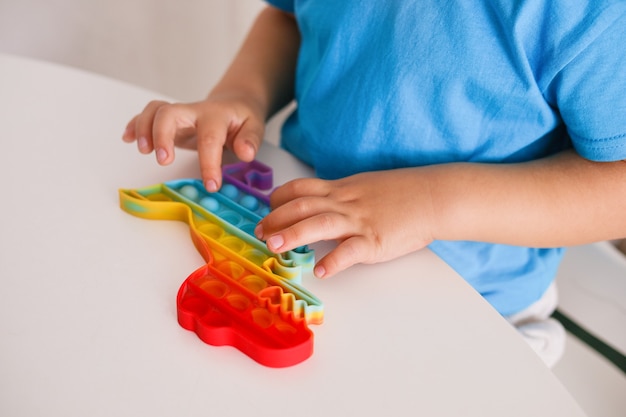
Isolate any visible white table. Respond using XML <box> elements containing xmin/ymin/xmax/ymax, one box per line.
<box><xmin>0</xmin><ymin>53</ymin><xmax>586</xmax><ymax>417</ymax></box>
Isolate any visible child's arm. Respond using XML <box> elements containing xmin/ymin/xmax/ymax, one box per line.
<box><xmin>255</xmin><ymin>150</ymin><xmax>626</xmax><ymax>278</ymax></box>
<box><xmin>122</xmin><ymin>6</ymin><xmax>299</xmax><ymax>191</ymax></box>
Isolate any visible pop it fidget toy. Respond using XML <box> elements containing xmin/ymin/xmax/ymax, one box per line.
<box><xmin>119</xmin><ymin>161</ymin><xmax>324</xmax><ymax>367</ymax></box>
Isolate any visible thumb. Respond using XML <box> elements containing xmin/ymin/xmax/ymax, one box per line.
<box><xmin>231</xmin><ymin>119</ymin><xmax>264</xmax><ymax>162</ymax></box>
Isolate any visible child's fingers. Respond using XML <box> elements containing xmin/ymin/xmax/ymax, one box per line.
<box><xmin>313</xmin><ymin>236</ymin><xmax>373</xmax><ymax>278</ymax></box>
<box><xmin>196</xmin><ymin>113</ymin><xmax>231</xmax><ymax>192</ymax></box>
<box><xmin>133</xmin><ymin>100</ymin><xmax>169</xmax><ymax>154</ymax></box>
<box><xmin>231</xmin><ymin>118</ymin><xmax>264</xmax><ymax>162</ymax></box>
<box><xmin>151</xmin><ymin>103</ymin><xmax>194</xmax><ymax>166</ymax></box>
<box><xmin>314</xmin><ymin>236</ymin><xmax>371</xmax><ymax>279</ymax></box>
<box><xmin>269</xmin><ymin>178</ymin><xmax>331</xmax><ymax>209</ymax></box>
<box><xmin>263</xmin><ymin>210</ymin><xmax>350</xmax><ymax>254</ymax></box>
<box><xmin>122</xmin><ymin>115</ymin><xmax>138</xmax><ymax>143</ymax></box>
<box><xmin>258</xmin><ymin>195</ymin><xmax>332</xmax><ymax>239</ymax></box>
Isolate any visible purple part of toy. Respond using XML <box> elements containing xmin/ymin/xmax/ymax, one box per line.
<box><xmin>222</xmin><ymin>161</ymin><xmax>273</xmax><ymax>204</ymax></box>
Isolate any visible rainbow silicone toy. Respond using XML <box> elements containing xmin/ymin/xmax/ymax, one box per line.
<box><xmin>119</xmin><ymin>161</ymin><xmax>323</xmax><ymax>367</ymax></box>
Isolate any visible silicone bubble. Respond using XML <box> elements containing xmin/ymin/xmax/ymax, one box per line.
<box><xmin>119</xmin><ymin>160</ymin><xmax>323</xmax><ymax>367</ymax></box>
<box><xmin>239</xmin><ymin>195</ymin><xmax>259</xmax><ymax>211</ymax></box>
<box><xmin>219</xmin><ymin>183</ymin><xmax>239</xmax><ymax>200</ymax></box>
<box><xmin>179</xmin><ymin>184</ymin><xmax>200</xmax><ymax>201</ymax></box>
<box><xmin>200</xmin><ymin>196</ymin><xmax>220</xmax><ymax>212</ymax></box>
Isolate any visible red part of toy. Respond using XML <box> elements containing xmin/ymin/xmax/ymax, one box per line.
<box><xmin>177</xmin><ymin>264</ymin><xmax>314</xmax><ymax>368</ymax></box>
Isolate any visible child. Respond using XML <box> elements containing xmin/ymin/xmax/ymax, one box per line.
<box><xmin>123</xmin><ymin>2</ymin><xmax>626</xmax><ymax>367</ymax></box>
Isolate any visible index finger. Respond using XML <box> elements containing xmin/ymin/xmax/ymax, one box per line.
<box><xmin>196</xmin><ymin>113</ymin><xmax>230</xmax><ymax>192</ymax></box>
<box><xmin>270</xmin><ymin>177</ymin><xmax>331</xmax><ymax>209</ymax></box>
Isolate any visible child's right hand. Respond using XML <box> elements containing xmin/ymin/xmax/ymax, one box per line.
<box><xmin>122</xmin><ymin>93</ymin><xmax>266</xmax><ymax>192</ymax></box>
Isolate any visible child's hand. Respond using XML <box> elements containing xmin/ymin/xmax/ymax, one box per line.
<box><xmin>122</xmin><ymin>93</ymin><xmax>265</xmax><ymax>191</ymax></box>
<box><xmin>255</xmin><ymin>169</ymin><xmax>437</xmax><ymax>278</ymax></box>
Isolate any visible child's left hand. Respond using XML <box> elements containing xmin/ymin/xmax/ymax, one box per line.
<box><xmin>254</xmin><ymin>169</ymin><xmax>436</xmax><ymax>278</ymax></box>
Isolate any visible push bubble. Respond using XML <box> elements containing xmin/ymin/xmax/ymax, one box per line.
<box><xmin>199</xmin><ymin>196</ymin><xmax>220</xmax><ymax>212</ymax></box>
<box><xmin>219</xmin><ymin>184</ymin><xmax>239</xmax><ymax>199</ymax></box>
<box><xmin>240</xmin><ymin>195</ymin><xmax>259</xmax><ymax>211</ymax></box>
<box><xmin>179</xmin><ymin>184</ymin><xmax>199</xmax><ymax>201</ymax></box>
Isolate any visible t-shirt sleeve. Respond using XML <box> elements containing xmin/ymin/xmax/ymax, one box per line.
<box><xmin>553</xmin><ymin>10</ymin><xmax>626</xmax><ymax>162</ymax></box>
<box><xmin>264</xmin><ymin>0</ymin><xmax>294</xmax><ymax>13</ymax></box>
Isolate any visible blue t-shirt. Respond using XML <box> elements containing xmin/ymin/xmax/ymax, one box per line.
<box><xmin>265</xmin><ymin>0</ymin><xmax>626</xmax><ymax>315</ymax></box>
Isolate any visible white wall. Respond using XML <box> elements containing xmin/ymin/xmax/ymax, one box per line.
<box><xmin>0</xmin><ymin>0</ymin><xmax>264</xmax><ymax>101</ymax></box>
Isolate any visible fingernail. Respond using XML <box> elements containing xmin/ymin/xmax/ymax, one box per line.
<box><xmin>156</xmin><ymin>148</ymin><xmax>168</xmax><ymax>163</ymax></box>
<box><xmin>314</xmin><ymin>265</ymin><xmax>326</xmax><ymax>279</ymax></box>
<box><xmin>204</xmin><ymin>179</ymin><xmax>218</xmax><ymax>192</ymax></box>
<box><xmin>138</xmin><ymin>136</ymin><xmax>149</xmax><ymax>152</ymax></box>
<box><xmin>254</xmin><ymin>223</ymin><xmax>263</xmax><ymax>239</ymax></box>
<box><xmin>267</xmin><ymin>234</ymin><xmax>284</xmax><ymax>251</ymax></box>
<box><xmin>245</xmin><ymin>140</ymin><xmax>256</xmax><ymax>154</ymax></box>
